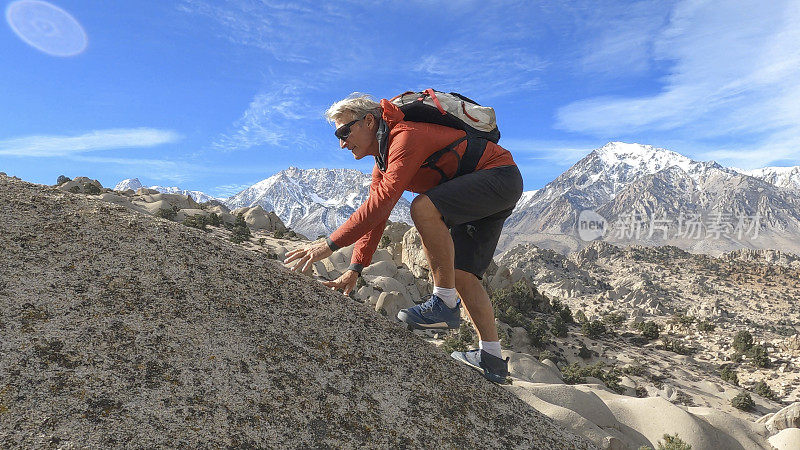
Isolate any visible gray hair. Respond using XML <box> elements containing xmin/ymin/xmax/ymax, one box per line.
<box><xmin>324</xmin><ymin>92</ymin><xmax>382</xmax><ymax>124</ymax></box>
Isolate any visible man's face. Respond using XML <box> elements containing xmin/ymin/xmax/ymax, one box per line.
<box><xmin>335</xmin><ymin>113</ymin><xmax>375</xmax><ymax>160</ymax></box>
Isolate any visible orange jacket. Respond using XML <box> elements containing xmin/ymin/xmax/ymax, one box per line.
<box><xmin>328</xmin><ymin>99</ymin><xmax>516</xmax><ymax>271</ymax></box>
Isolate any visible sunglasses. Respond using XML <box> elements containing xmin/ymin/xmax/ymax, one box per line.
<box><xmin>334</xmin><ymin>116</ymin><xmax>365</xmax><ymax>141</ymax></box>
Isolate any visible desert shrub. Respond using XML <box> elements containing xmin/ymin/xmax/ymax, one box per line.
<box><xmin>696</xmin><ymin>320</ymin><xmax>716</xmax><ymax>332</ymax></box>
<box><xmin>56</xmin><ymin>175</ymin><xmax>71</xmax><ymax>185</ymax></box>
<box><xmin>550</xmin><ymin>298</ymin><xmax>574</xmax><ymax>323</ymax></box>
<box><xmin>441</xmin><ymin>323</ymin><xmax>476</xmax><ymax>354</ymax></box>
<box><xmin>156</xmin><ymin>208</ymin><xmax>177</xmax><ymax>221</ymax></box>
<box><xmin>634</xmin><ymin>320</ymin><xmax>660</xmax><ymax>340</ymax></box>
<box><xmin>182</xmin><ymin>214</ymin><xmax>207</xmax><ymax>230</ymax></box>
<box><xmin>491</xmin><ymin>280</ymin><xmax>541</xmax><ymax>318</ymax></box>
<box><xmin>621</xmin><ymin>364</ymin><xmax>645</xmax><ymax>377</ymax></box>
<box><xmin>68</xmin><ymin>185</ymin><xmax>81</xmax><ymax>194</ymax></box>
<box><xmin>230</xmin><ymin>213</ymin><xmax>252</xmax><ymax>244</ymax></box>
<box><xmin>719</xmin><ymin>365</ymin><xmax>739</xmax><ymax>386</ymax></box>
<box><xmin>671</xmin><ymin>314</ymin><xmax>695</xmax><ymax>327</ymax></box>
<box><xmin>379</xmin><ymin>235</ymin><xmax>391</xmax><ymax>248</ymax></box>
<box><xmin>602</xmin><ymin>311</ymin><xmax>626</xmax><ymax>327</ymax></box>
<box><xmin>635</xmin><ymin>386</ymin><xmax>649</xmax><ymax>398</ymax></box>
<box><xmin>577</xmin><ymin>342</ymin><xmax>592</xmax><ymax>359</ymax></box>
<box><xmin>207</xmin><ymin>212</ymin><xmax>221</xmax><ymax>227</ymax></box>
<box><xmin>499</xmin><ymin>328</ymin><xmax>512</xmax><ymax>349</ymax></box>
<box><xmin>561</xmin><ymin>362</ymin><xmax>623</xmax><ymax>393</ymax></box>
<box><xmin>287</xmin><ymin>230</ymin><xmax>297</xmax><ymax>238</ymax></box>
<box><xmin>731</xmin><ymin>391</ymin><xmax>755</xmax><ymax>411</ymax></box>
<box><xmin>496</xmin><ymin>306</ymin><xmax>527</xmax><ymax>328</ymax></box>
<box><xmin>83</xmin><ymin>183</ymin><xmax>101</xmax><ymax>195</ymax></box>
<box><xmin>753</xmin><ymin>380</ymin><xmax>778</xmax><ymax>401</ymax></box>
<box><xmin>525</xmin><ymin>317</ymin><xmax>550</xmax><ymax>349</ymax></box>
<box><xmin>748</xmin><ymin>344</ymin><xmax>770</xmax><ymax>368</ymax></box>
<box><xmin>538</xmin><ymin>349</ymin><xmax>558</xmax><ymax>363</ymax></box>
<box><xmin>581</xmin><ymin>320</ymin><xmax>606</xmax><ymax>339</ymax></box>
<box><xmin>274</xmin><ymin>229</ymin><xmax>285</xmax><ymax>239</ymax></box>
<box><xmin>656</xmin><ymin>433</ymin><xmax>692</xmax><ymax>450</ymax></box>
<box><xmin>732</xmin><ymin>330</ymin><xmax>754</xmax><ymax>353</ymax></box>
<box><xmin>551</xmin><ymin>315</ymin><xmax>568</xmax><ymax>338</ymax></box>
<box><xmin>574</xmin><ymin>309</ymin><xmax>588</xmax><ymax>324</ymax></box>
<box><xmin>662</xmin><ymin>337</ymin><xmax>694</xmax><ymax>355</ymax></box>
<box><xmin>258</xmin><ymin>238</ymin><xmax>266</xmax><ymax>246</ymax></box>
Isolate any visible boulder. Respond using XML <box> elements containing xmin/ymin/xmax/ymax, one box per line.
<box><xmin>506</xmin><ymin>352</ymin><xmax>564</xmax><ymax>384</ymax></box>
<box><xmin>231</xmin><ymin>206</ymin><xmax>286</xmax><ymax>232</ymax></box>
<box><xmin>374</xmin><ymin>291</ymin><xmax>414</xmax><ymax>321</ymax></box>
<box><xmin>401</xmin><ymin>227</ymin><xmax>429</xmax><ymax>278</ymax></box>
<box><xmin>768</xmin><ymin>428</ymin><xmax>800</xmax><ymax>449</ymax></box>
<box><xmin>175</xmin><ymin>208</ymin><xmax>208</xmax><ymax>222</ymax></box>
<box><xmin>362</xmin><ymin>260</ymin><xmax>397</xmax><ymax>278</ymax></box>
<box><xmin>765</xmin><ymin>402</ymin><xmax>800</xmax><ymax>433</ymax></box>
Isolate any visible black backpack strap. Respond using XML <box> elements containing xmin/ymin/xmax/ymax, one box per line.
<box><xmin>421</xmin><ymin>135</ymin><xmax>467</xmax><ymax>184</ymax></box>
<box><xmin>456</xmin><ymin>136</ymin><xmax>488</xmax><ymax>178</ymax></box>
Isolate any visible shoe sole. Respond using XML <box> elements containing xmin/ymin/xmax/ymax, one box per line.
<box><xmin>450</xmin><ymin>351</ymin><xmax>510</xmax><ymax>385</ymax></box>
<box><xmin>397</xmin><ymin>310</ymin><xmax>460</xmax><ymax>330</ymax></box>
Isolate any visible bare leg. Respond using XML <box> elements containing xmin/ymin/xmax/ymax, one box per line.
<box><xmin>455</xmin><ymin>269</ymin><xmax>499</xmax><ymax>342</ymax></box>
<box><xmin>410</xmin><ymin>195</ymin><xmax>455</xmax><ymax>289</ymax></box>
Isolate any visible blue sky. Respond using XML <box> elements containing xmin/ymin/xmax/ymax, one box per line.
<box><xmin>2</xmin><ymin>0</ymin><xmax>799</xmax><ymax>198</ymax></box>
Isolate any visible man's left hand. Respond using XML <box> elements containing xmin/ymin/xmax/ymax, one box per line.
<box><xmin>284</xmin><ymin>240</ymin><xmax>333</xmax><ymax>273</ymax></box>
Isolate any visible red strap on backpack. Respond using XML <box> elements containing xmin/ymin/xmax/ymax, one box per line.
<box><xmin>423</xmin><ymin>89</ymin><xmax>447</xmax><ymax>115</ymax></box>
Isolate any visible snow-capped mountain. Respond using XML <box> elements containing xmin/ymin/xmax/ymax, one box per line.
<box><xmin>735</xmin><ymin>166</ymin><xmax>800</xmax><ymax>192</ymax></box>
<box><xmin>224</xmin><ymin>167</ymin><xmax>413</xmax><ymax>240</ymax></box>
<box><xmin>501</xmin><ymin>142</ymin><xmax>800</xmax><ymax>256</ymax></box>
<box><xmin>114</xmin><ymin>178</ymin><xmax>221</xmax><ymax>204</ymax></box>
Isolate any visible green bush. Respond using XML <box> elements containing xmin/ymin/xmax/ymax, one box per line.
<box><xmin>83</xmin><ymin>183</ymin><xmax>101</xmax><ymax>195</ymax></box>
<box><xmin>273</xmin><ymin>229</ymin><xmax>285</xmax><ymax>239</ymax></box>
<box><xmin>634</xmin><ymin>321</ymin><xmax>660</xmax><ymax>340</ymax></box>
<box><xmin>379</xmin><ymin>235</ymin><xmax>391</xmax><ymax>248</ymax></box>
<box><xmin>602</xmin><ymin>311</ymin><xmax>626</xmax><ymax>327</ymax></box>
<box><xmin>574</xmin><ymin>310</ymin><xmax>588</xmax><ymax>324</ymax></box>
<box><xmin>719</xmin><ymin>365</ymin><xmax>739</xmax><ymax>386</ymax></box>
<box><xmin>671</xmin><ymin>314</ymin><xmax>695</xmax><ymax>327</ymax></box>
<box><xmin>258</xmin><ymin>238</ymin><xmax>266</xmax><ymax>246</ymax></box>
<box><xmin>538</xmin><ymin>350</ymin><xmax>558</xmax><ymax>364</ymax></box>
<box><xmin>748</xmin><ymin>345</ymin><xmax>770</xmax><ymax>368</ymax></box>
<box><xmin>441</xmin><ymin>323</ymin><xmax>477</xmax><ymax>354</ymax></box>
<box><xmin>525</xmin><ymin>317</ymin><xmax>550</xmax><ymax>349</ymax></box>
<box><xmin>550</xmin><ymin>298</ymin><xmax>574</xmax><ymax>323</ymax></box>
<box><xmin>551</xmin><ymin>315</ymin><xmax>568</xmax><ymax>338</ymax></box>
<box><xmin>496</xmin><ymin>306</ymin><xmax>527</xmax><ymax>328</ymax></box>
<box><xmin>182</xmin><ymin>214</ymin><xmax>208</xmax><ymax>230</ymax></box>
<box><xmin>491</xmin><ymin>280</ymin><xmax>542</xmax><ymax>319</ymax></box>
<box><xmin>207</xmin><ymin>212</ymin><xmax>221</xmax><ymax>227</ymax></box>
<box><xmin>156</xmin><ymin>208</ymin><xmax>177</xmax><ymax>221</ymax></box>
<box><xmin>230</xmin><ymin>213</ymin><xmax>252</xmax><ymax>244</ymax></box>
<box><xmin>732</xmin><ymin>330</ymin><xmax>754</xmax><ymax>353</ymax></box>
<box><xmin>561</xmin><ymin>362</ymin><xmax>623</xmax><ymax>393</ymax></box>
<box><xmin>753</xmin><ymin>380</ymin><xmax>778</xmax><ymax>401</ymax></box>
<box><xmin>56</xmin><ymin>175</ymin><xmax>71</xmax><ymax>185</ymax></box>
<box><xmin>578</xmin><ymin>342</ymin><xmax>593</xmax><ymax>359</ymax></box>
<box><xmin>731</xmin><ymin>391</ymin><xmax>755</xmax><ymax>411</ymax></box>
<box><xmin>581</xmin><ymin>320</ymin><xmax>606</xmax><ymax>339</ymax></box>
<box><xmin>621</xmin><ymin>364</ymin><xmax>645</xmax><ymax>377</ymax></box>
<box><xmin>662</xmin><ymin>337</ymin><xmax>694</xmax><ymax>355</ymax></box>
<box><xmin>68</xmin><ymin>185</ymin><xmax>81</xmax><ymax>194</ymax></box>
<box><xmin>656</xmin><ymin>433</ymin><xmax>692</xmax><ymax>450</ymax></box>
<box><xmin>696</xmin><ymin>320</ymin><xmax>716</xmax><ymax>333</ymax></box>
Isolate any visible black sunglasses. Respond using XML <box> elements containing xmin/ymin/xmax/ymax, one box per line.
<box><xmin>334</xmin><ymin>116</ymin><xmax>365</xmax><ymax>141</ymax></box>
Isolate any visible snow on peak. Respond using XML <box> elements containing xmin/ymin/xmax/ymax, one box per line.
<box><xmin>594</xmin><ymin>142</ymin><xmax>693</xmax><ymax>172</ymax></box>
<box><xmin>736</xmin><ymin>165</ymin><xmax>800</xmax><ymax>191</ymax></box>
<box><xmin>114</xmin><ymin>178</ymin><xmax>143</xmax><ymax>191</ymax></box>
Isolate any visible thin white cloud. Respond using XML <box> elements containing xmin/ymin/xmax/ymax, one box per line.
<box><xmin>0</xmin><ymin>128</ymin><xmax>181</xmax><ymax>157</ymax></box>
<box><xmin>67</xmin><ymin>155</ymin><xmax>197</xmax><ymax>183</ymax></box>
<box><xmin>211</xmin><ymin>182</ymin><xmax>254</xmax><ymax>197</ymax></box>
<box><xmin>212</xmin><ymin>84</ymin><xmax>320</xmax><ymax>152</ymax></box>
<box><xmin>556</xmin><ymin>0</ymin><xmax>800</xmax><ymax>167</ymax></box>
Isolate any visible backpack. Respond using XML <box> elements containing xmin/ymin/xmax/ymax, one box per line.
<box><xmin>390</xmin><ymin>89</ymin><xmax>500</xmax><ymax>142</ymax></box>
<box><xmin>389</xmin><ymin>89</ymin><xmax>500</xmax><ymax>184</ymax></box>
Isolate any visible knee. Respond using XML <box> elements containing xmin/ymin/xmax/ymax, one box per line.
<box><xmin>410</xmin><ymin>194</ymin><xmax>439</xmax><ymax>223</ymax></box>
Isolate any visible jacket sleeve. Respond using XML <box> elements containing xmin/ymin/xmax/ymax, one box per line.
<box><xmin>328</xmin><ymin>127</ymin><xmax>427</xmax><ymax>268</ymax></box>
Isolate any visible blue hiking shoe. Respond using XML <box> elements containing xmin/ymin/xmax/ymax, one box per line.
<box><xmin>451</xmin><ymin>349</ymin><xmax>510</xmax><ymax>384</ymax></box>
<box><xmin>397</xmin><ymin>295</ymin><xmax>461</xmax><ymax>330</ymax></box>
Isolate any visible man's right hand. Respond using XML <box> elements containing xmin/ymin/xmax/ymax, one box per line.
<box><xmin>321</xmin><ymin>270</ymin><xmax>359</xmax><ymax>296</ymax></box>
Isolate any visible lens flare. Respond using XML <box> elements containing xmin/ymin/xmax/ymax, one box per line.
<box><xmin>5</xmin><ymin>0</ymin><xmax>87</xmax><ymax>57</ymax></box>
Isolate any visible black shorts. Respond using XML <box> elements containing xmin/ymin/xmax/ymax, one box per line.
<box><xmin>424</xmin><ymin>165</ymin><xmax>523</xmax><ymax>279</ymax></box>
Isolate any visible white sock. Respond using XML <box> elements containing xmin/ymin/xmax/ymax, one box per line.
<box><xmin>480</xmin><ymin>340</ymin><xmax>502</xmax><ymax>358</ymax></box>
<box><xmin>433</xmin><ymin>286</ymin><xmax>458</xmax><ymax>309</ymax></box>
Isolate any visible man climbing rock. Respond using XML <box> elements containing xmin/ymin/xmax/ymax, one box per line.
<box><xmin>284</xmin><ymin>92</ymin><xmax>523</xmax><ymax>383</ymax></box>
